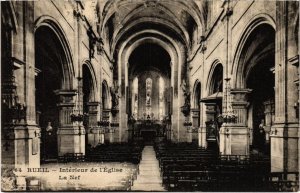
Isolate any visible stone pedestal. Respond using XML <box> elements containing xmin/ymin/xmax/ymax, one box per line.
<box><xmin>270</xmin><ymin>123</ymin><xmax>299</xmax><ymax>172</ymax></box>
<box><xmin>86</xmin><ymin>102</ymin><xmax>100</xmax><ymax>147</ymax></box>
<box><xmin>220</xmin><ymin>89</ymin><xmax>251</xmax><ymax>155</ymax></box>
<box><xmin>56</xmin><ymin>90</ymin><xmax>86</xmax><ymax>156</ymax></box>
<box><xmin>57</xmin><ymin>124</ymin><xmax>86</xmax><ymax>156</ymax></box>
<box><xmin>2</xmin><ymin>122</ymin><xmax>41</xmax><ymax>167</ymax></box>
<box><xmin>219</xmin><ymin>124</ymin><xmax>249</xmax><ymax>155</ymax></box>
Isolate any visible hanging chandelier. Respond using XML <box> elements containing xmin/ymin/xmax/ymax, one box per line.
<box><xmin>70</xmin><ymin>79</ymin><xmax>88</xmax><ymax>123</ymax></box>
<box><xmin>217</xmin><ymin>78</ymin><xmax>237</xmax><ymax>124</ymax></box>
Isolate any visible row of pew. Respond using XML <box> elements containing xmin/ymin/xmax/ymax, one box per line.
<box><xmin>58</xmin><ymin>141</ymin><xmax>144</xmax><ymax>164</ymax></box>
<box><xmin>154</xmin><ymin>141</ymin><xmax>299</xmax><ymax>192</ymax></box>
<box><xmin>85</xmin><ymin>142</ymin><xmax>144</xmax><ymax>164</ymax></box>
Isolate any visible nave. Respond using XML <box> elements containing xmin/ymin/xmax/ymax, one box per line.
<box><xmin>25</xmin><ymin>138</ymin><xmax>299</xmax><ymax>192</ymax></box>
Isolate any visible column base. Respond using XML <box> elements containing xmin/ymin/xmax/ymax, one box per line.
<box><xmin>270</xmin><ymin>123</ymin><xmax>299</xmax><ymax>173</ymax></box>
<box><xmin>2</xmin><ymin>123</ymin><xmax>40</xmax><ymax>167</ymax></box>
<box><xmin>57</xmin><ymin>125</ymin><xmax>85</xmax><ymax>156</ymax></box>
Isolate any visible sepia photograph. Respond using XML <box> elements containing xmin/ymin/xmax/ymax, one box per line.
<box><xmin>0</xmin><ymin>0</ymin><xmax>299</xmax><ymax>192</ymax></box>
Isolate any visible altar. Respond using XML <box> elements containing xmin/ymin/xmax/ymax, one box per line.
<box><xmin>132</xmin><ymin>119</ymin><xmax>166</xmax><ymax>141</ymax></box>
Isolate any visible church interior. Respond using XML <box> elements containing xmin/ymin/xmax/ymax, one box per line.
<box><xmin>1</xmin><ymin>0</ymin><xmax>299</xmax><ymax>191</ymax></box>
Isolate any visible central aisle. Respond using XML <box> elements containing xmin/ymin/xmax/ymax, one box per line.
<box><xmin>131</xmin><ymin>146</ymin><xmax>166</xmax><ymax>191</ymax></box>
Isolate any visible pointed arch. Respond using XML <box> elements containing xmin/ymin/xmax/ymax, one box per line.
<box><xmin>206</xmin><ymin>59</ymin><xmax>224</xmax><ymax>95</ymax></box>
<box><xmin>192</xmin><ymin>79</ymin><xmax>201</xmax><ymax>109</ymax></box>
<box><xmin>82</xmin><ymin>60</ymin><xmax>98</xmax><ymax>101</ymax></box>
<box><xmin>231</xmin><ymin>14</ymin><xmax>276</xmax><ymax>88</ymax></box>
<box><xmin>34</xmin><ymin>16</ymin><xmax>74</xmax><ymax>89</ymax></box>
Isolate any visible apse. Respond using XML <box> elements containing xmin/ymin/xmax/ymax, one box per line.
<box><xmin>128</xmin><ymin>43</ymin><xmax>171</xmax><ymax>120</ymax></box>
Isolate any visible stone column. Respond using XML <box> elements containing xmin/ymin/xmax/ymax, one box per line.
<box><xmin>1</xmin><ymin>2</ymin><xmax>41</xmax><ymax>190</ymax></box>
<box><xmin>220</xmin><ymin>89</ymin><xmax>251</xmax><ymax>155</ymax></box>
<box><xmin>171</xmin><ymin>89</ymin><xmax>179</xmax><ymax>142</ymax></box>
<box><xmin>56</xmin><ymin>90</ymin><xmax>85</xmax><ymax>156</ymax></box>
<box><xmin>271</xmin><ymin>1</ymin><xmax>299</xmax><ymax>174</ymax></box>
<box><xmin>191</xmin><ymin>109</ymin><xmax>200</xmax><ymax>126</ymax></box>
<box><xmin>190</xmin><ymin>109</ymin><xmax>200</xmax><ymax>143</ymax></box>
<box><xmin>119</xmin><ymin>62</ymin><xmax>127</xmax><ymax>143</ymax></box>
<box><xmin>102</xmin><ymin>109</ymin><xmax>111</xmax><ymax>143</ymax></box>
<box><xmin>86</xmin><ymin>102</ymin><xmax>100</xmax><ymax>147</ymax></box>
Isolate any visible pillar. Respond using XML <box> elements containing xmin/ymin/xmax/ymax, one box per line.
<box><xmin>86</xmin><ymin>102</ymin><xmax>100</xmax><ymax>147</ymax></box>
<box><xmin>56</xmin><ymin>90</ymin><xmax>85</xmax><ymax>156</ymax></box>
<box><xmin>190</xmin><ymin>109</ymin><xmax>200</xmax><ymax>143</ymax></box>
<box><xmin>271</xmin><ymin>1</ymin><xmax>299</xmax><ymax>174</ymax></box>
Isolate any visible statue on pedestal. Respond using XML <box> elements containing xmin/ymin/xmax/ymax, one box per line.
<box><xmin>110</xmin><ymin>81</ymin><xmax>120</xmax><ymax>110</ymax></box>
<box><xmin>180</xmin><ymin>80</ymin><xmax>191</xmax><ymax>117</ymax></box>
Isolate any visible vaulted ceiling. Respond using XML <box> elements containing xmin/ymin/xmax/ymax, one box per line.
<box><xmin>96</xmin><ymin>0</ymin><xmax>207</xmax><ymax>56</ymax></box>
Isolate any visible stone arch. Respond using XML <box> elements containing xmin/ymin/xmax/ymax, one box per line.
<box><xmin>34</xmin><ymin>18</ymin><xmax>76</xmax><ymax>160</ymax></box>
<box><xmin>34</xmin><ymin>16</ymin><xmax>74</xmax><ymax>89</ymax></box>
<box><xmin>82</xmin><ymin>60</ymin><xmax>98</xmax><ymax>102</ymax></box>
<box><xmin>206</xmin><ymin>59</ymin><xmax>224</xmax><ymax>95</ymax></box>
<box><xmin>1</xmin><ymin>2</ymin><xmax>18</xmax><ymax>31</ymax></box>
<box><xmin>116</xmin><ymin>30</ymin><xmax>179</xmax><ymax>66</ymax></box>
<box><xmin>231</xmin><ymin>14</ymin><xmax>276</xmax><ymax>88</ymax></box>
<box><xmin>192</xmin><ymin>79</ymin><xmax>201</xmax><ymax>109</ymax></box>
<box><xmin>112</xmin><ymin>18</ymin><xmax>187</xmax><ymax>53</ymax></box>
<box><xmin>232</xmin><ymin>19</ymin><xmax>276</xmax><ymax>154</ymax></box>
<box><xmin>117</xmin><ymin>31</ymin><xmax>181</xmax><ymax>90</ymax></box>
<box><xmin>111</xmin><ymin>4</ymin><xmax>190</xmax><ymax>47</ymax></box>
<box><xmin>101</xmin><ymin>0</ymin><xmax>204</xmax><ymax>36</ymax></box>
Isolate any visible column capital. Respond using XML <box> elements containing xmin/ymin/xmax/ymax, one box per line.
<box><xmin>231</xmin><ymin>88</ymin><xmax>252</xmax><ymax>106</ymax></box>
<box><xmin>230</xmin><ymin>88</ymin><xmax>252</xmax><ymax>96</ymax></box>
<box><xmin>54</xmin><ymin>89</ymin><xmax>77</xmax><ymax>96</ymax></box>
<box><xmin>191</xmin><ymin>108</ymin><xmax>200</xmax><ymax>117</ymax></box>
<box><xmin>54</xmin><ymin>90</ymin><xmax>77</xmax><ymax>106</ymax></box>
<box><xmin>87</xmin><ymin>102</ymin><xmax>100</xmax><ymax>115</ymax></box>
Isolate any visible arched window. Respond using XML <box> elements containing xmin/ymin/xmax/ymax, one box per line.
<box><xmin>146</xmin><ymin>78</ymin><xmax>152</xmax><ymax>116</ymax></box>
<box><xmin>132</xmin><ymin>77</ymin><xmax>138</xmax><ymax>119</ymax></box>
<box><xmin>159</xmin><ymin>77</ymin><xmax>165</xmax><ymax>120</ymax></box>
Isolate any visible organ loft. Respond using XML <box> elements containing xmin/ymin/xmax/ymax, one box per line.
<box><xmin>1</xmin><ymin>0</ymin><xmax>299</xmax><ymax>191</ymax></box>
